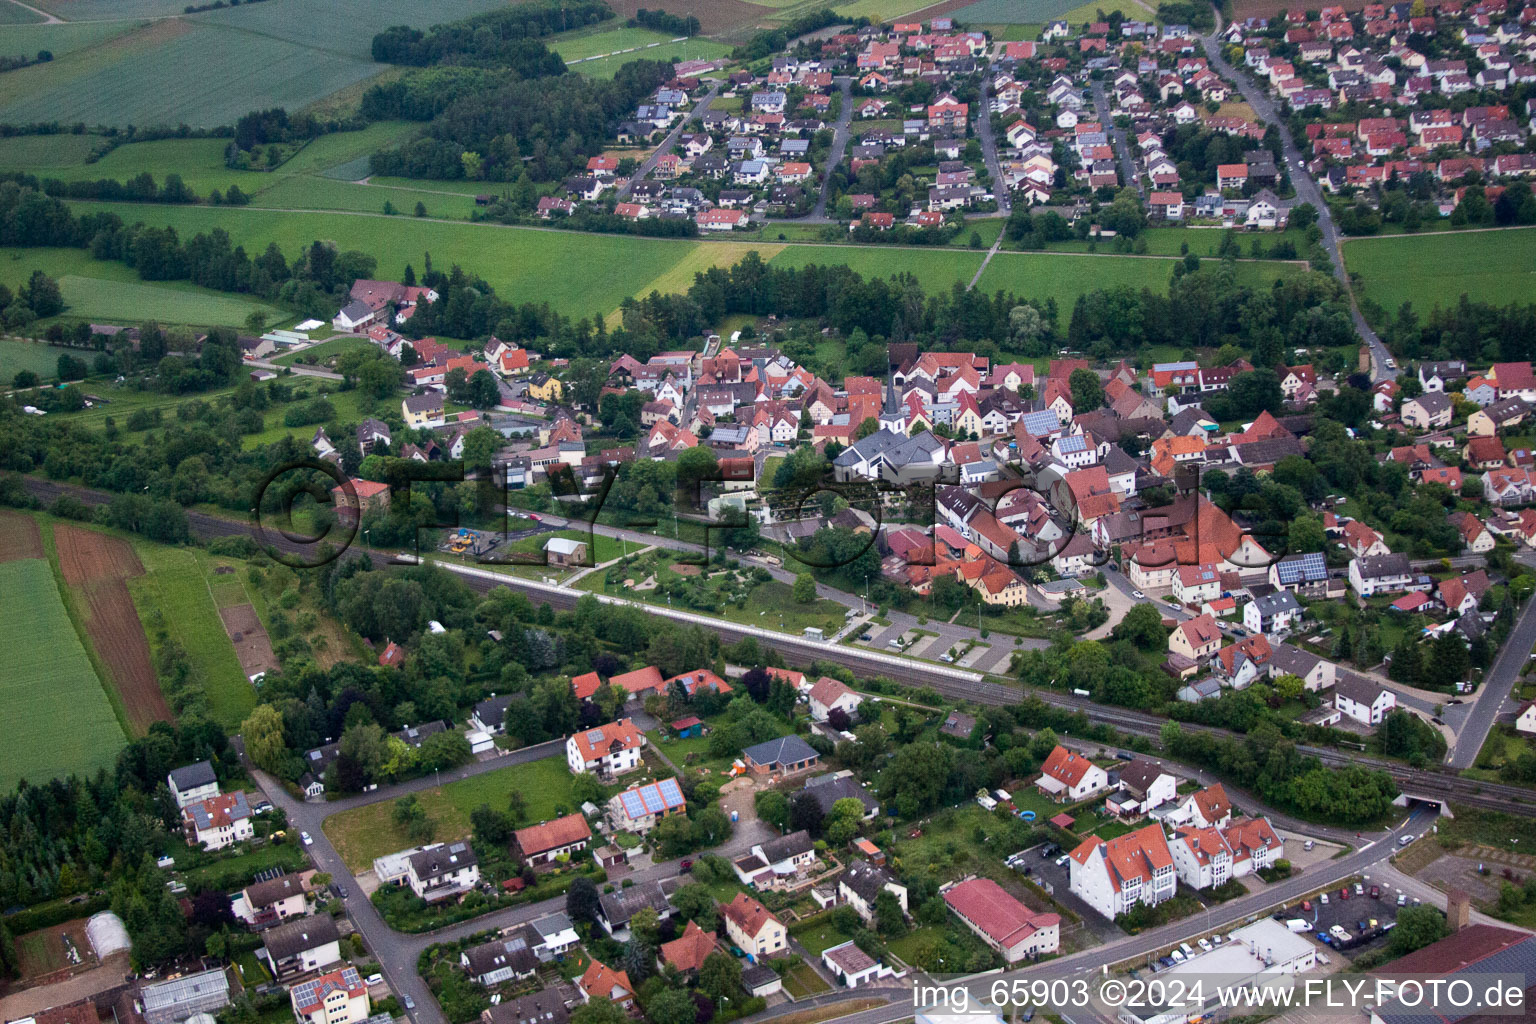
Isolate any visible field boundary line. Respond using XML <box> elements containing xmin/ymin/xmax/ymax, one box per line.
<box><xmin>34</xmin><ymin>513</ymin><xmax>135</xmax><ymax>741</ymax></box>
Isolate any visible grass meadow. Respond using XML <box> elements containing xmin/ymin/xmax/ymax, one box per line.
<box><xmin>0</xmin><ymin>0</ymin><xmax>507</xmax><ymax>128</ymax></box>
<box><xmin>0</xmin><ymin>245</ymin><xmax>286</xmax><ymax>332</ymax></box>
<box><xmin>323</xmin><ymin>757</ymin><xmax>578</xmax><ymax>872</ymax></box>
<box><xmin>127</xmin><ymin>544</ymin><xmax>255</xmax><ymax>730</ymax></box>
<box><xmin>0</xmin><ymin>558</ymin><xmax>125</xmax><ymax>792</ymax></box>
<box><xmin>976</xmin><ymin>249</ymin><xmax>1302</xmax><ymax>308</ymax></box>
<box><xmin>0</xmin><ymin>338</ymin><xmax>68</xmax><ymax>381</ymax></box>
<box><xmin>1342</xmin><ymin>226</ymin><xmax>1536</xmax><ymax>320</ymax></box>
<box><xmin>62</xmin><ymin>202</ymin><xmax>713</xmax><ymax>318</ymax></box>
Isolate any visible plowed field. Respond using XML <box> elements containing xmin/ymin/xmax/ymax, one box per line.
<box><xmin>54</xmin><ymin>524</ymin><xmax>171</xmax><ymax>733</ymax></box>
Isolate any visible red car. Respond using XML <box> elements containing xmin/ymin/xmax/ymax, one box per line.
<box><xmin>679</xmin><ymin>859</ymin><xmax>693</xmax><ymax>873</ymax></box>
<box><xmin>1339</xmin><ymin>888</ymin><xmax>1350</xmax><ymax>900</ymax></box>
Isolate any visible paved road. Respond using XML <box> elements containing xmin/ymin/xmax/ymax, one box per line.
<box><xmin>741</xmin><ymin>807</ymin><xmax>1439</xmax><ymax>1024</ymax></box>
<box><xmin>618</xmin><ymin>80</ymin><xmax>723</xmax><ymax>200</ymax></box>
<box><xmin>249</xmin><ymin>356</ymin><xmax>345</xmax><ymax>381</ymax></box>
<box><xmin>1197</xmin><ymin>18</ymin><xmax>1396</xmax><ymax>383</ymax></box>
<box><xmin>975</xmin><ymin>74</ymin><xmax>1011</xmax><ymax>215</ymax></box>
<box><xmin>1447</xmin><ymin>568</ymin><xmax>1536</xmax><ymax>767</ymax></box>
<box><xmin>811</xmin><ymin>77</ymin><xmax>855</xmax><ymax>220</ymax></box>
<box><xmin>1089</xmin><ymin>80</ymin><xmax>1143</xmax><ymax>198</ymax></box>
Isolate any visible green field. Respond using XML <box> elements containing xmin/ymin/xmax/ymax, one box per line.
<box><xmin>553</xmin><ymin>26</ymin><xmax>684</xmax><ymax>63</ymax></box>
<box><xmin>769</xmin><ymin>244</ymin><xmax>986</xmax><ymax>289</ymax></box>
<box><xmin>0</xmin><ymin>244</ymin><xmax>286</xmax><ymax>328</ymax></box>
<box><xmin>977</xmin><ymin>250</ymin><xmax>1302</xmax><ymax>308</ymax></box>
<box><xmin>127</xmin><ymin>544</ymin><xmax>255</xmax><ymax>730</ymax></box>
<box><xmin>62</xmin><ymin>202</ymin><xmax>713</xmax><ymax>318</ymax></box>
<box><xmin>249</xmin><ymin>176</ymin><xmax>479</xmax><ymax>219</ymax></box>
<box><xmin>0</xmin><ymin>20</ymin><xmax>139</xmax><ymax>58</ymax></box>
<box><xmin>0</xmin><ymin>0</ymin><xmax>508</xmax><ymax>128</ymax></box>
<box><xmin>567</xmin><ymin>36</ymin><xmax>734</xmax><ymax>77</ymax></box>
<box><xmin>323</xmin><ymin>756</ymin><xmax>578</xmax><ymax>872</ymax></box>
<box><xmin>0</xmin><ymin>133</ymin><xmax>101</xmax><ymax>168</ymax></box>
<box><xmin>0</xmin><ymin>0</ymin><xmax>43</xmax><ymax>23</ymax></box>
<box><xmin>1342</xmin><ymin>227</ymin><xmax>1536</xmax><ymax>320</ymax></box>
<box><xmin>948</xmin><ymin>0</ymin><xmax>1085</xmax><ymax>20</ymax></box>
<box><xmin>835</xmin><ymin>0</ymin><xmax>955</xmax><ymax>21</ymax></box>
<box><xmin>0</xmin><ymin>338</ymin><xmax>68</xmax><ymax>381</ymax></box>
<box><xmin>0</xmin><ymin>558</ymin><xmax>126</xmax><ymax>793</ymax></box>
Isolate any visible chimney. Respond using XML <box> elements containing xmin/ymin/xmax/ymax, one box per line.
<box><xmin>1447</xmin><ymin>889</ymin><xmax>1471</xmax><ymax>932</ymax></box>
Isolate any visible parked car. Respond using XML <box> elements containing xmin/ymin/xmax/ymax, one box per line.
<box><xmin>403</xmin><ymin>996</ymin><xmax>415</xmax><ymax>1011</ymax></box>
<box><xmin>1355</xmin><ymin>883</ymin><xmax>1365</xmax><ymax>896</ymax></box>
<box><xmin>1340</xmin><ymin>888</ymin><xmax>1350</xmax><ymax>900</ymax></box>
<box><xmin>1132</xmin><ymin>590</ymin><xmax>1146</xmax><ymax>599</ymax></box>
<box><xmin>1400</xmin><ymin>834</ymin><xmax>1415</xmax><ymax>846</ymax></box>
<box><xmin>1370</xmin><ymin>886</ymin><xmax>1380</xmax><ymax>899</ymax></box>
<box><xmin>301</xmin><ymin>831</ymin><xmax>313</xmax><ymax>846</ymax></box>
<box><xmin>680</xmin><ymin>859</ymin><xmax>693</xmax><ymax>873</ymax></box>
<box><xmin>1320</xmin><ymin>893</ymin><xmax>1329</xmax><ymax>904</ymax></box>
<box><xmin>1304</xmin><ymin>840</ymin><xmax>1315</xmax><ymax>851</ymax></box>
<box><xmin>1398</xmin><ymin>893</ymin><xmax>1408</xmax><ymax>906</ymax></box>
<box><xmin>1301</xmin><ymin>900</ymin><xmax>1312</xmax><ymax>912</ymax></box>
<box><xmin>1197</xmin><ymin>938</ymin><xmax>1212</xmax><ymax>952</ymax></box>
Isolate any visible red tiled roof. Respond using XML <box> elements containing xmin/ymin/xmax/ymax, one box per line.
<box><xmin>513</xmin><ymin>812</ymin><xmax>591</xmax><ymax>856</ymax></box>
<box><xmin>943</xmin><ymin>877</ymin><xmax>1059</xmax><ymax>946</ymax></box>
<box><xmin>723</xmin><ymin>892</ymin><xmax>780</xmax><ymax>938</ymax></box>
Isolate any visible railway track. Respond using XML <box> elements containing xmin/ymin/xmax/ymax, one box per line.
<box><xmin>19</xmin><ymin>475</ymin><xmax>1536</xmax><ymax>818</ymax></box>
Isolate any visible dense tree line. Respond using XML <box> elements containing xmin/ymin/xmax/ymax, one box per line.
<box><xmin>3</xmin><ymin>169</ymin><xmax>203</xmax><ymax>205</ymax></box>
<box><xmin>0</xmin><ymin>721</ymin><xmax>240</xmax><ymax>971</ymax></box>
<box><xmin>630</xmin><ymin>9</ymin><xmax>700</xmax><ymax>35</ymax></box>
<box><xmin>371</xmin><ymin>0</ymin><xmax>613</xmax><ymax>66</ymax></box>
<box><xmin>733</xmin><ymin>8</ymin><xmax>844</xmax><ymax>61</ymax></box>
<box><xmin>367</xmin><ymin>59</ymin><xmax>671</xmax><ymax>183</ymax></box>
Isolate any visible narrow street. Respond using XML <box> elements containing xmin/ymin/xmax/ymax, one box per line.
<box><xmin>810</xmin><ymin>77</ymin><xmax>854</xmax><ymax>220</ymax></box>
<box><xmin>1089</xmin><ymin>80</ymin><xmax>1143</xmax><ymax>198</ymax></box>
<box><xmin>975</xmin><ymin>74</ymin><xmax>1011</xmax><ymax>215</ymax></box>
<box><xmin>618</xmin><ymin>80</ymin><xmax>723</xmax><ymax>200</ymax></box>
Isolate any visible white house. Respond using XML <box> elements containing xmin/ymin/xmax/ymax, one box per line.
<box><xmin>722</xmin><ymin>892</ymin><xmax>787</xmax><ymax>958</ymax></box>
<box><xmin>261</xmin><ymin>914</ymin><xmax>342</xmax><ymax>981</ymax></box>
<box><xmin>181</xmin><ymin>792</ymin><xmax>253</xmax><ymax>851</ymax></box>
<box><xmin>1035</xmin><ymin>745</ymin><xmax>1110</xmax><ymax>802</ymax></box>
<box><xmin>461</xmin><ymin>930</ymin><xmax>540</xmax><ymax>987</ymax></box>
<box><xmin>839</xmin><ymin>861</ymin><xmax>907</xmax><ymax>924</ymax></box>
<box><xmin>1224</xmin><ymin>816</ymin><xmax>1284</xmax><ymax>878</ymax></box>
<box><xmin>1348</xmin><ymin>553</ymin><xmax>1418</xmax><ymax>598</ymax></box>
<box><xmin>808</xmin><ymin>676</ymin><xmax>865</xmax><ymax>722</ymax></box>
<box><xmin>1161</xmin><ymin>782</ymin><xmax>1231</xmax><ymax>829</ymax></box>
<box><xmin>822</xmin><ymin>941</ymin><xmax>897</xmax><ymax>987</ymax></box>
<box><xmin>232</xmin><ymin>873</ymin><xmax>307</xmax><ymax>928</ymax></box>
<box><xmin>566</xmin><ymin>718</ymin><xmax>645</xmax><ymax>777</ymax></box>
<box><xmin>1334</xmin><ymin>673</ymin><xmax>1396</xmax><ymax>727</ymax></box>
<box><xmin>732</xmin><ymin>830</ymin><xmax>819</xmax><ymax>889</ymax></box>
<box><xmin>405</xmin><ymin>841</ymin><xmax>480</xmax><ymax>902</ymax></box>
<box><xmin>1515</xmin><ymin>700</ymin><xmax>1536</xmax><ymax>735</ymax></box>
<box><xmin>1103</xmin><ymin>759</ymin><xmax>1178</xmax><ymax>818</ymax></box>
<box><xmin>1173</xmin><ymin>563</ymin><xmax>1223</xmax><ymax>606</ymax></box>
<box><xmin>167</xmin><ymin>761</ymin><xmax>220</xmax><ymax>810</ymax></box>
<box><xmin>1068</xmin><ymin>823</ymin><xmax>1177</xmax><ymax>920</ymax></box>
<box><xmin>1243</xmin><ymin>591</ymin><xmax>1303</xmax><ymax>636</ymax></box>
<box><xmin>290</xmin><ymin>968</ymin><xmax>370</xmax><ymax>1024</ymax></box>
<box><xmin>1170</xmin><ymin>826</ymin><xmax>1232</xmax><ymax>890</ymax></box>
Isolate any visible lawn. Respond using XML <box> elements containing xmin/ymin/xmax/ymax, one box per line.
<box><xmin>0</xmin><ymin>1</ymin><xmax>40</xmax><ymax>21</ymax></box>
<box><xmin>0</xmin><ymin>338</ymin><xmax>68</xmax><ymax>381</ymax></box>
<box><xmin>789</xmin><ymin>910</ymin><xmax>858</xmax><ymax>956</ymax></box>
<box><xmin>502</xmin><ymin>528</ymin><xmax>626</xmax><ymax>566</ymax></box>
<box><xmin>127</xmin><ymin>544</ymin><xmax>254</xmax><ymax>730</ymax></box>
<box><xmin>578</xmin><ymin>553</ymin><xmax>852</xmax><ymax>636</ymax></box>
<box><xmin>0</xmin><ymin>0</ymin><xmax>509</xmax><ymax>128</ymax></box>
<box><xmin>323</xmin><ymin>756</ymin><xmax>578</xmax><ymax>873</ymax></box>
<box><xmin>62</xmin><ymin>202</ymin><xmax>712</xmax><ymax>320</ymax></box>
<box><xmin>0</xmin><ymin>558</ymin><xmax>125</xmax><ymax>793</ymax></box>
<box><xmin>1036</xmin><ymin>226</ymin><xmax>1310</xmax><ymax>258</ymax></box>
<box><xmin>1342</xmin><ymin>227</ymin><xmax>1536</xmax><ymax>321</ymax></box>
<box><xmin>273</xmin><ymin>336</ymin><xmax>376</xmax><ymax>367</ymax></box>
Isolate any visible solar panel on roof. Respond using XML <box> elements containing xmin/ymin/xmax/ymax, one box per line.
<box><xmin>586</xmin><ymin>729</ymin><xmax>604</xmax><ymax>742</ymax></box>
<box><xmin>1275</xmin><ymin>552</ymin><xmax>1327</xmax><ymax>583</ymax></box>
<box><xmin>659</xmin><ymin>778</ymin><xmax>682</xmax><ymax>804</ymax></box>
<box><xmin>1059</xmin><ymin>434</ymin><xmax>1086</xmax><ymax>453</ymax></box>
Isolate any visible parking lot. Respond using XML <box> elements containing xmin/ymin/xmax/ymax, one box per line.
<box><xmin>1009</xmin><ymin>843</ymin><xmax>1127</xmax><ymax>944</ymax></box>
<box><xmin>1269</xmin><ymin>880</ymin><xmax>1407</xmax><ymax>962</ymax></box>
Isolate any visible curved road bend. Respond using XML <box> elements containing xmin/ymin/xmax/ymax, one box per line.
<box><xmin>1198</xmin><ymin>18</ymin><xmax>1397</xmax><ymax>382</ymax></box>
<box><xmin>618</xmin><ymin>81</ymin><xmax>724</xmax><ymax>200</ymax></box>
